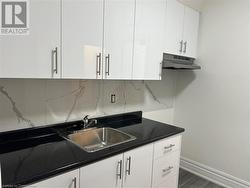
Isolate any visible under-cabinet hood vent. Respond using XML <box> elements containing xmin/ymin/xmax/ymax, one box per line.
<box><xmin>162</xmin><ymin>53</ymin><xmax>201</xmax><ymax>70</ymax></box>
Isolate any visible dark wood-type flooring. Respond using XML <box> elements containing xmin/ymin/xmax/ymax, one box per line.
<box><xmin>179</xmin><ymin>168</ymin><xmax>225</xmax><ymax>188</ymax></box>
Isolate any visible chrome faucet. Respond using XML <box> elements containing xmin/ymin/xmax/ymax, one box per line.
<box><xmin>82</xmin><ymin>115</ymin><xmax>97</xmax><ymax>129</ymax></box>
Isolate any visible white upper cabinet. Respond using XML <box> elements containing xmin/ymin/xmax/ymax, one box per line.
<box><xmin>0</xmin><ymin>0</ymin><xmax>199</xmax><ymax>79</ymax></box>
<box><xmin>103</xmin><ymin>0</ymin><xmax>135</xmax><ymax>80</ymax></box>
<box><xmin>133</xmin><ymin>0</ymin><xmax>166</xmax><ymax>80</ymax></box>
<box><xmin>165</xmin><ymin>0</ymin><xmax>184</xmax><ymax>57</ymax></box>
<box><xmin>165</xmin><ymin>0</ymin><xmax>199</xmax><ymax>58</ymax></box>
<box><xmin>80</xmin><ymin>154</ymin><xmax>123</xmax><ymax>188</ymax></box>
<box><xmin>0</xmin><ymin>0</ymin><xmax>61</xmax><ymax>78</ymax></box>
<box><xmin>123</xmin><ymin>144</ymin><xmax>153</xmax><ymax>188</ymax></box>
<box><xmin>182</xmin><ymin>6</ymin><xmax>200</xmax><ymax>58</ymax></box>
<box><xmin>62</xmin><ymin>0</ymin><xmax>104</xmax><ymax>79</ymax></box>
<box><xmin>62</xmin><ymin>0</ymin><xmax>135</xmax><ymax>80</ymax></box>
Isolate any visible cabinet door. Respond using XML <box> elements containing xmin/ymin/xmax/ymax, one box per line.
<box><xmin>24</xmin><ymin>170</ymin><xmax>79</xmax><ymax>188</ymax></box>
<box><xmin>103</xmin><ymin>0</ymin><xmax>135</xmax><ymax>80</ymax></box>
<box><xmin>123</xmin><ymin>144</ymin><xmax>153</xmax><ymax>188</ymax></box>
<box><xmin>133</xmin><ymin>0</ymin><xmax>166</xmax><ymax>80</ymax></box>
<box><xmin>80</xmin><ymin>154</ymin><xmax>123</xmax><ymax>188</ymax></box>
<box><xmin>182</xmin><ymin>7</ymin><xmax>199</xmax><ymax>58</ymax></box>
<box><xmin>62</xmin><ymin>0</ymin><xmax>104</xmax><ymax>79</ymax></box>
<box><xmin>0</xmin><ymin>0</ymin><xmax>60</xmax><ymax>78</ymax></box>
<box><xmin>165</xmin><ymin>0</ymin><xmax>184</xmax><ymax>56</ymax></box>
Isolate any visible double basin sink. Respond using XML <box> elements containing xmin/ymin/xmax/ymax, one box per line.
<box><xmin>64</xmin><ymin>127</ymin><xmax>136</xmax><ymax>153</ymax></box>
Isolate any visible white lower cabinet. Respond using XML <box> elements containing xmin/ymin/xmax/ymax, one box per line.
<box><xmin>80</xmin><ymin>154</ymin><xmax>123</xmax><ymax>188</ymax></box>
<box><xmin>80</xmin><ymin>144</ymin><xmax>153</xmax><ymax>188</ymax></box>
<box><xmin>24</xmin><ymin>169</ymin><xmax>79</xmax><ymax>188</ymax></box>
<box><xmin>152</xmin><ymin>152</ymin><xmax>180</xmax><ymax>188</ymax></box>
<box><xmin>122</xmin><ymin>144</ymin><xmax>153</xmax><ymax>188</ymax></box>
<box><xmin>152</xmin><ymin>135</ymin><xmax>182</xmax><ymax>188</ymax></box>
<box><xmin>22</xmin><ymin>135</ymin><xmax>181</xmax><ymax>188</ymax></box>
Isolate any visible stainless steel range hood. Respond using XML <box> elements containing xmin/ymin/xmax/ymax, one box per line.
<box><xmin>162</xmin><ymin>53</ymin><xmax>201</xmax><ymax>70</ymax></box>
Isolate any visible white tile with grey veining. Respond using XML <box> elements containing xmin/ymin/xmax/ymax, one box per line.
<box><xmin>101</xmin><ymin>70</ymin><xmax>177</xmax><ymax>115</ymax></box>
<box><xmin>0</xmin><ymin>69</ymin><xmax>176</xmax><ymax>132</ymax></box>
<box><xmin>125</xmin><ymin>70</ymin><xmax>177</xmax><ymax>112</ymax></box>
<box><xmin>0</xmin><ymin>79</ymin><xmax>46</xmax><ymax>132</ymax></box>
<box><xmin>45</xmin><ymin>79</ymin><xmax>101</xmax><ymax>124</ymax></box>
<box><xmin>101</xmin><ymin>80</ymin><xmax>127</xmax><ymax>115</ymax></box>
<box><xmin>143</xmin><ymin>70</ymin><xmax>177</xmax><ymax>110</ymax></box>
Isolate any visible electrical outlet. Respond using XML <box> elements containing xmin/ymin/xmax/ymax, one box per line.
<box><xmin>111</xmin><ymin>94</ymin><xmax>116</xmax><ymax>103</ymax></box>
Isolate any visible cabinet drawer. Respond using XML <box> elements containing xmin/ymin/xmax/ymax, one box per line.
<box><xmin>154</xmin><ymin>176</ymin><xmax>178</xmax><ymax>188</ymax></box>
<box><xmin>152</xmin><ymin>152</ymin><xmax>180</xmax><ymax>187</ymax></box>
<box><xmin>154</xmin><ymin>135</ymin><xmax>181</xmax><ymax>159</ymax></box>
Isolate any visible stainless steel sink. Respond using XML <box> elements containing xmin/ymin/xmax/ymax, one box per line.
<box><xmin>65</xmin><ymin>127</ymin><xmax>136</xmax><ymax>153</ymax></box>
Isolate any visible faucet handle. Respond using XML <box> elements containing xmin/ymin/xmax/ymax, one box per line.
<box><xmin>83</xmin><ymin>115</ymin><xmax>89</xmax><ymax>125</ymax></box>
<box><xmin>83</xmin><ymin>115</ymin><xmax>89</xmax><ymax>120</ymax></box>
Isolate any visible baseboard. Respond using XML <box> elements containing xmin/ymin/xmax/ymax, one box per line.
<box><xmin>180</xmin><ymin>157</ymin><xmax>250</xmax><ymax>188</ymax></box>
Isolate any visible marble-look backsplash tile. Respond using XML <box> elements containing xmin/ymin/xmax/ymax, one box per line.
<box><xmin>44</xmin><ymin>80</ymin><xmax>101</xmax><ymax>124</ymax></box>
<box><xmin>0</xmin><ymin>70</ymin><xmax>176</xmax><ymax>132</ymax></box>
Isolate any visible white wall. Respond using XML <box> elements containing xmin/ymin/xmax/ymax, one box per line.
<box><xmin>174</xmin><ymin>0</ymin><xmax>250</xmax><ymax>183</ymax></box>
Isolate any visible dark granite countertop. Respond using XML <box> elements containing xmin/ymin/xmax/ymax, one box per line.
<box><xmin>0</xmin><ymin>111</ymin><xmax>184</xmax><ymax>188</ymax></box>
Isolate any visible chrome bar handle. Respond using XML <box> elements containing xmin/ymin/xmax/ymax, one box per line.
<box><xmin>126</xmin><ymin>157</ymin><xmax>131</xmax><ymax>176</ymax></box>
<box><xmin>52</xmin><ymin>47</ymin><xmax>58</xmax><ymax>75</ymax></box>
<box><xmin>159</xmin><ymin>62</ymin><xmax>162</xmax><ymax>78</ymax></box>
<box><xmin>164</xmin><ymin>144</ymin><xmax>175</xmax><ymax>150</ymax></box>
<box><xmin>183</xmin><ymin>41</ymin><xmax>187</xmax><ymax>53</ymax></box>
<box><xmin>105</xmin><ymin>54</ymin><xmax>110</xmax><ymax>76</ymax></box>
<box><xmin>96</xmin><ymin>53</ymin><xmax>101</xmax><ymax>76</ymax></box>
<box><xmin>72</xmin><ymin>177</ymin><xmax>77</xmax><ymax>188</ymax></box>
<box><xmin>117</xmin><ymin>160</ymin><xmax>122</xmax><ymax>180</ymax></box>
<box><xmin>179</xmin><ymin>40</ymin><xmax>183</xmax><ymax>53</ymax></box>
<box><xmin>162</xmin><ymin>166</ymin><xmax>173</xmax><ymax>173</ymax></box>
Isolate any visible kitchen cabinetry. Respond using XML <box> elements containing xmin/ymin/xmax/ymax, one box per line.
<box><xmin>0</xmin><ymin>0</ymin><xmax>199</xmax><ymax>79</ymax></box>
<box><xmin>80</xmin><ymin>144</ymin><xmax>153</xmax><ymax>188</ymax></box>
<box><xmin>133</xmin><ymin>0</ymin><xmax>166</xmax><ymax>80</ymax></box>
<box><xmin>122</xmin><ymin>144</ymin><xmax>153</xmax><ymax>188</ymax></box>
<box><xmin>152</xmin><ymin>135</ymin><xmax>182</xmax><ymax>188</ymax></box>
<box><xmin>103</xmin><ymin>0</ymin><xmax>135</xmax><ymax>80</ymax></box>
<box><xmin>0</xmin><ymin>0</ymin><xmax>61</xmax><ymax>78</ymax></box>
<box><xmin>62</xmin><ymin>0</ymin><xmax>164</xmax><ymax>80</ymax></box>
<box><xmin>22</xmin><ymin>135</ymin><xmax>181</xmax><ymax>188</ymax></box>
<box><xmin>80</xmin><ymin>154</ymin><xmax>123</xmax><ymax>188</ymax></box>
<box><xmin>62</xmin><ymin>0</ymin><xmax>104</xmax><ymax>79</ymax></box>
<box><xmin>182</xmin><ymin>6</ymin><xmax>200</xmax><ymax>58</ymax></box>
<box><xmin>62</xmin><ymin>0</ymin><xmax>135</xmax><ymax>80</ymax></box>
<box><xmin>165</xmin><ymin>0</ymin><xmax>199</xmax><ymax>58</ymax></box>
<box><xmin>23</xmin><ymin>169</ymin><xmax>79</xmax><ymax>188</ymax></box>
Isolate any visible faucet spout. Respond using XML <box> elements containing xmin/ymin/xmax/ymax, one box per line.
<box><xmin>82</xmin><ymin>115</ymin><xmax>97</xmax><ymax>129</ymax></box>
